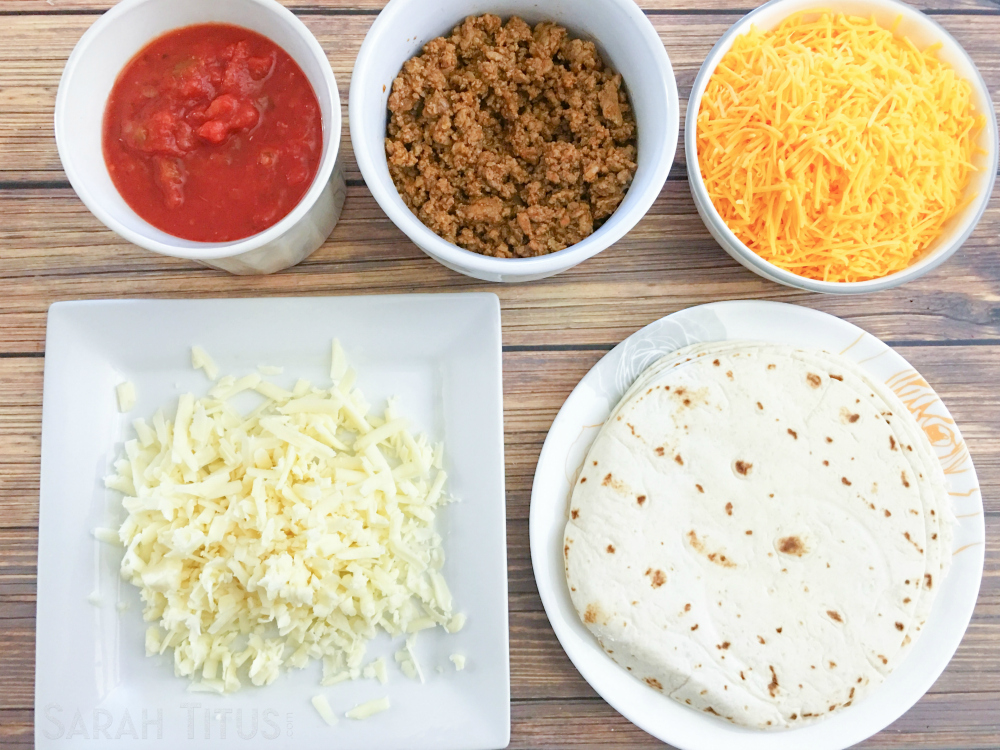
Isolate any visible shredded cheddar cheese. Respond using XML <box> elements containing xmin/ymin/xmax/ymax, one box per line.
<box><xmin>697</xmin><ymin>12</ymin><xmax>984</xmax><ymax>282</ymax></box>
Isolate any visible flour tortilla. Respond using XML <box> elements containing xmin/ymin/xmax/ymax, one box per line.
<box><xmin>564</xmin><ymin>342</ymin><xmax>952</xmax><ymax>730</ymax></box>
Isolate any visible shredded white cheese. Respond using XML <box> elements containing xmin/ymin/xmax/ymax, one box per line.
<box><xmin>311</xmin><ymin>694</ymin><xmax>338</xmax><ymax>726</ymax></box>
<box><xmin>87</xmin><ymin>591</ymin><xmax>103</xmax><ymax>607</ymax></box>
<box><xmin>108</xmin><ymin>347</ymin><xmax>457</xmax><ymax>693</ymax></box>
<box><xmin>117</xmin><ymin>381</ymin><xmax>136</xmax><ymax>413</ymax></box>
<box><xmin>92</xmin><ymin>527</ymin><xmax>122</xmax><ymax>546</ymax></box>
<box><xmin>450</xmin><ymin>654</ymin><xmax>466</xmax><ymax>671</ymax></box>
<box><xmin>362</xmin><ymin>656</ymin><xmax>388</xmax><ymax>684</ymax></box>
<box><xmin>394</xmin><ymin>633</ymin><xmax>425</xmax><ymax>682</ymax></box>
<box><xmin>191</xmin><ymin>346</ymin><xmax>219</xmax><ymax>380</ymax></box>
<box><xmin>345</xmin><ymin>696</ymin><xmax>390</xmax><ymax>720</ymax></box>
<box><xmin>257</xmin><ymin>365</ymin><xmax>284</xmax><ymax>376</ymax></box>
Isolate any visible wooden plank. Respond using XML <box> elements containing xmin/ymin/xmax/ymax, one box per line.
<box><xmin>3</xmin><ymin>0</ymin><xmax>999</xmax><ymax>13</ymax></box>
<box><xmin>1</xmin><ymin>185</ymin><xmax>1000</xmax><ymax>357</ymax></box>
<box><xmin>2</xmin><ymin>695</ymin><xmax>999</xmax><ymax>750</ymax></box>
<box><xmin>2</xmin><ymin>345</ymin><xmax>999</xmax><ymax>526</ymax></box>
<box><xmin>2</xmin><ymin>13</ymin><xmax>1000</xmax><ymax>182</ymax></box>
<box><xmin>2</xmin><ymin>582</ymin><xmax>998</xmax><ymax>708</ymax></box>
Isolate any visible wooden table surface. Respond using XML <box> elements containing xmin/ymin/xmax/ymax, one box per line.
<box><xmin>1</xmin><ymin>0</ymin><xmax>999</xmax><ymax>747</ymax></box>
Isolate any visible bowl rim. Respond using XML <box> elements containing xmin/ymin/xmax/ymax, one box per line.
<box><xmin>53</xmin><ymin>0</ymin><xmax>342</xmax><ymax>261</ymax></box>
<box><xmin>349</xmin><ymin>0</ymin><xmax>680</xmax><ymax>277</ymax></box>
<box><xmin>684</xmin><ymin>0</ymin><xmax>999</xmax><ymax>293</ymax></box>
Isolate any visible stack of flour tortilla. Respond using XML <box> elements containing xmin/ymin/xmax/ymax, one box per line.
<box><xmin>564</xmin><ymin>341</ymin><xmax>954</xmax><ymax>730</ymax></box>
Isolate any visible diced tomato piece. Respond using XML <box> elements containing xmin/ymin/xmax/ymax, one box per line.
<box><xmin>153</xmin><ymin>156</ymin><xmax>186</xmax><ymax>208</ymax></box>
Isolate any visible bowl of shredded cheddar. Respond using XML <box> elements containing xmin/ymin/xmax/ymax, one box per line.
<box><xmin>685</xmin><ymin>0</ymin><xmax>997</xmax><ymax>293</ymax></box>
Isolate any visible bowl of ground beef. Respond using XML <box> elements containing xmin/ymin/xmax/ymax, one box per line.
<box><xmin>350</xmin><ymin>0</ymin><xmax>678</xmax><ymax>282</ymax></box>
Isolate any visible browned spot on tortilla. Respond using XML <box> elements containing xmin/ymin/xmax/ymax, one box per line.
<box><xmin>823</xmin><ymin>460</ymin><xmax>829</xmax><ymax>466</ymax></box>
<box><xmin>768</xmin><ymin>364</ymin><xmax>776</xmax><ymax>370</ymax></box>
<box><xmin>757</xmin><ymin>401</ymin><xmax>763</xmax><ymax>410</ymax></box>
<box><xmin>932</xmin><ymin>532</ymin><xmax>937</xmax><ymax>539</ymax></box>
<box><xmin>691</xmin><ymin>624</ymin><xmax>699</xmax><ymax>631</ymax></box>
<box><xmin>687</xmin><ymin>529</ymin><xmax>704</xmax><ymax>552</ymax></box>
<box><xmin>903</xmin><ymin>532</ymin><xmax>924</xmax><ymax>554</ymax></box>
<box><xmin>696</xmin><ymin>484</ymin><xmax>704</xmax><ymax>493</ymax></box>
<box><xmin>726</xmin><ymin>370</ymin><xmax>734</xmax><ymax>380</ymax></box>
<box><xmin>707</xmin><ymin>552</ymin><xmax>736</xmax><ymax>568</ymax></box>
<box><xmin>826</xmin><ymin>436</ymin><xmax>833</xmax><ymax>443</ymax></box>
<box><xmin>778</xmin><ymin>536</ymin><xmax>807</xmax><ymax>556</ymax></box>
<box><xmin>713</xmin><ymin>359</ymin><xmax>720</xmax><ymax>366</ymax></box>
<box><xmin>806</xmin><ymin>373</ymin><xmax>822</xmax><ymax>388</ymax></box>
<box><xmin>776</xmin><ymin>627</ymin><xmax>783</xmax><ymax>633</ymax></box>
<box><xmin>593</xmin><ymin>460</ymin><xmax>597</xmax><ymax>465</ymax></box>
<box><xmin>842</xmin><ymin>477</ymin><xmax>852</xmax><ymax>486</ymax></box>
<box><xmin>746</xmin><ymin>530</ymin><xmax>753</xmax><ymax>535</ymax></box>
<box><xmin>579</xmin><ymin>477</ymin><xmax>587</xmax><ymax>484</ymax></box>
<box><xmin>787</xmin><ymin>428</ymin><xmax>798</xmax><ymax>439</ymax></box>
<box><xmin>684</xmin><ymin>603</ymin><xmax>691</xmax><ymax>612</ymax></box>
<box><xmin>848</xmin><ymin>413</ymin><xmax>859</xmax><ymax>423</ymax></box>
<box><xmin>603</xmin><ymin>473</ymin><xmax>613</xmax><ymax>485</ymax></box>
<box><xmin>647</xmin><ymin>388</ymin><xmax>653</xmax><ymax>395</ymax></box>
<box><xmin>655</xmin><ymin>447</ymin><xmax>665</xmax><ymax>456</ymax></box>
<box><xmin>830</xmin><ymin>374</ymin><xmax>843</xmax><ymax>381</ymax></box>
<box><xmin>790</xmin><ymin>713</ymin><xmax>798</xmax><ymax>720</ymax></box>
<box><xmin>758</xmin><ymin>635</ymin><xmax>766</xmax><ymax>644</ymax></box>
<box><xmin>645</xmin><ymin>677</ymin><xmax>663</xmax><ymax>690</ymax></box>
<box><xmin>735</xmin><ymin>460</ymin><xmax>752</xmax><ymax>476</ymax></box>
<box><xmin>606</xmin><ymin>544</ymin><xmax>615</xmax><ymax>554</ymax></box>
<box><xmin>925</xmin><ymin>573</ymin><xmax>933</xmax><ymax>589</ymax></box>
<box><xmin>571</xmin><ymin>509</ymin><xmax>579</xmax><ymax>519</ymax></box>
<box><xmin>827</xmin><ymin>610</ymin><xmax>844</xmax><ymax>623</ymax></box>
<box><xmin>901</xmin><ymin>471</ymin><xmax>910</xmax><ymax>488</ymax></box>
<box><xmin>636</xmin><ymin>495</ymin><xmax>646</xmax><ymax>506</ymax></box>
<box><xmin>583</xmin><ymin>604</ymin><xmax>599</xmax><ymax>624</ymax></box>
<box><xmin>740</xmin><ymin>671</ymin><xmax>746</xmax><ymax>680</ymax></box>
<box><xmin>627</xmin><ymin>423</ymin><xmax>636</xmax><ymax>436</ymax></box>
<box><xmin>879</xmin><ymin>655</ymin><xmax>888</xmax><ymax>665</ymax></box>
<box><xmin>683</xmin><ymin>399</ymin><xmax>691</xmax><ymax>406</ymax></box>
<box><xmin>675</xmin><ymin>454</ymin><xmax>684</xmax><ymax>465</ymax></box>
<box><xmin>704</xmin><ymin>707</ymin><xmax>720</xmax><ymax>716</ymax></box>
<box><xmin>717</xmin><ymin>641</ymin><xmax>731</xmax><ymax>650</ymax></box>
<box><xmin>646</xmin><ymin>569</ymin><xmax>666</xmax><ymax>588</ymax></box>
<box><xmin>895</xmin><ymin>622</ymin><xmax>904</xmax><ymax>631</ymax></box>
<box><xmin>768</xmin><ymin>666</ymin><xmax>779</xmax><ymax>697</ymax></box>
<box><xmin>849</xmin><ymin>687</ymin><xmax>855</xmax><ymax>699</ymax></box>
<box><xmin>890</xmin><ymin>435</ymin><xmax>897</xmax><ymax>451</ymax></box>
<box><xmin>904</xmin><ymin>597</ymin><xmax>911</xmax><ymax>603</ymax></box>
<box><xmin>725</xmin><ymin>502</ymin><xmax>733</xmax><ymax>516</ymax></box>
<box><xmin>564</xmin><ymin>544</ymin><xmax>569</xmax><ymax>557</ymax></box>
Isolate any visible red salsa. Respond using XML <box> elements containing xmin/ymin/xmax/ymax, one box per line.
<box><xmin>103</xmin><ymin>24</ymin><xmax>322</xmax><ymax>242</ymax></box>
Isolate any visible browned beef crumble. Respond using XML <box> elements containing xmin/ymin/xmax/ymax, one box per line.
<box><xmin>385</xmin><ymin>14</ymin><xmax>638</xmax><ymax>258</ymax></box>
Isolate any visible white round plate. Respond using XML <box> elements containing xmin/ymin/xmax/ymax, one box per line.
<box><xmin>529</xmin><ymin>300</ymin><xmax>985</xmax><ymax>750</ymax></box>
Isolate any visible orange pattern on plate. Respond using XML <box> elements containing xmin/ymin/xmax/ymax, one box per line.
<box><xmin>885</xmin><ymin>369</ymin><xmax>969</xmax><ymax>475</ymax></box>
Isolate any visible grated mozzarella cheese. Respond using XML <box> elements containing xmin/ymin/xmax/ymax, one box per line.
<box><xmin>117</xmin><ymin>381</ymin><xmax>136</xmax><ymax>413</ymax></box>
<box><xmin>345</xmin><ymin>696</ymin><xmax>390</xmax><ymax>720</ymax></box>
<box><xmin>311</xmin><ymin>694</ymin><xmax>338</xmax><ymax>726</ymax></box>
<box><xmin>107</xmin><ymin>345</ymin><xmax>459</xmax><ymax>693</ymax></box>
<box><xmin>191</xmin><ymin>346</ymin><xmax>219</xmax><ymax>380</ymax></box>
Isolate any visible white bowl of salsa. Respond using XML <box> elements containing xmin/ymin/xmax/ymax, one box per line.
<box><xmin>55</xmin><ymin>0</ymin><xmax>344</xmax><ymax>274</ymax></box>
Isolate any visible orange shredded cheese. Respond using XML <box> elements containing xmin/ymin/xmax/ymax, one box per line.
<box><xmin>697</xmin><ymin>12</ymin><xmax>985</xmax><ymax>282</ymax></box>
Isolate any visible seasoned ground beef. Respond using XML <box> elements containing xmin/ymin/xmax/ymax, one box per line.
<box><xmin>385</xmin><ymin>14</ymin><xmax>638</xmax><ymax>258</ymax></box>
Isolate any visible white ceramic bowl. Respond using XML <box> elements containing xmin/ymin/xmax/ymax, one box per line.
<box><xmin>350</xmin><ymin>0</ymin><xmax>679</xmax><ymax>283</ymax></box>
<box><xmin>685</xmin><ymin>0</ymin><xmax>998</xmax><ymax>294</ymax></box>
<box><xmin>55</xmin><ymin>0</ymin><xmax>346</xmax><ymax>275</ymax></box>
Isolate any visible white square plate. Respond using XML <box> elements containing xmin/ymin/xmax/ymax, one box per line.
<box><xmin>35</xmin><ymin>294</ymin><xmax>510</xmax><ymax>750</ymax></box>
